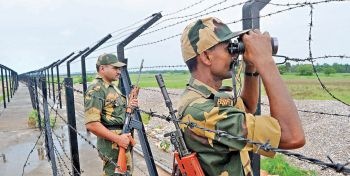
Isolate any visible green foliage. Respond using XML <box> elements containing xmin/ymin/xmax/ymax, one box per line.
<box><xmin>278</xmin><ymin>65</ymin><xmax>288</xmax><ymax>75</ymax></box>
<box><xmin>296</xmin><ymin>64</ymin><xmax>314</xmax><ymax>76</ymax></box>
<box><xmin>72</xmin><ymin>74</ymin><xmax>95</xmax><ymax>84</ymax></box>
<box><xmin>323</xmin><ymin>67</ymin><xmax>336</xmax><ymax>76</ymax></box>
<box><xmin>261</xmin><ymin>155</ymin><xmax>316</xmax><ymax>176</ymax></box>
<box><xmin>28</xmin><ymin>109</ymin><xmax>56</xmax><ymax>128</ymax></box>
<box><xmin>141</xmin><ymin>112</ymin><xmax>150</xmax><ymax>125</ymax></box>
<box><xmin>159</xmin><ymin>139</ymin><xmax>171</xmax><ymax>152</ymax></box>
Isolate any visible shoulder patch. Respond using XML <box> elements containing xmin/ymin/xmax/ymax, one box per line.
<box><xmin>214</xmin><ymin>92</ymin><xmax>233</xmax><ymax>107</ymax></box>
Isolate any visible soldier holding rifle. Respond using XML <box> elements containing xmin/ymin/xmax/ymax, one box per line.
<box><xmin>84</xmin><ymin>53</ymin><xmax>137</xmax><ymax>176</ymax></box>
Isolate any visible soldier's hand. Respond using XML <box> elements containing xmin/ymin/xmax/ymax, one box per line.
<box><xmin>116</xmin><ymin>133</ymin><xmax>132</xmax><ymax>149</ymax></box>
<box><xmin>129</xmin><ymin>98</ymin><xmax>138</xmax><ymax>108</ymax></box>
<box><xmin>128</xmin><ymin>135</ymin><xmax>136</xmax><ymax>146</ymax></box>
<box><xmin>242</xmin><ymin>29</ymin><xmax>274</xmax><ymax>70</ymax></box>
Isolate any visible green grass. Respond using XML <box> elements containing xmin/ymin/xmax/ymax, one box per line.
<box><xmin>278</xmin><ymin>73</ymin><xmax>350</xmax><ymax>103</ymax></box>
<box><xmin>130</xmin><ymin>72</ymin><xmax>190</xmax><ymax>89</ymax></box>
<box><xmin>261</xmin><ymin>155</ymin><xmax>316</xmax><ymax>176</ymax></box>
<box><xmin>129</xmin><ymin>72</ymin><xmax>350</xmax><ymax>104</ymax></box>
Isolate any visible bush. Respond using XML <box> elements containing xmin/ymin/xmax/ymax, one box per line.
<box><xmin>261</xmin><ymin>154</ymin><xmax>316</xmax><ymax>176</ymax></box>
<box><xmin>324</xmin><ymin>67</ymin><xmax>336</xmax><ymax>76</ymax></box>
<box><xmin>278</xmin><ymin>65</ymin><xmax>288</xmax><ymax>75</ymax></box>
<box><xmin>28</xmin><ymin>109</ymin><xmax>56</xmax><ymax>128</ymax></box>
<box><xmin>296</xmin><ymin>64</ymin><xmax>314</xmax><ymax>76</ymax></box>
<box><xmin>141</xmin><ymin>112</ymin><xmax>150</xmax><ymax>125</ymax></box>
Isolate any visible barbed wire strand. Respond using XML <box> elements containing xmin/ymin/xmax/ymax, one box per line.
<box><xmin>306</xmin><ymin>4</ymin><xmax>349</xmax><ymax>106</ymax></box>
<box><xmin>138</xmin><ymin>108</ymin><xmax>350</xmax><ymax>174</ymax></box>
<box><xmin>21</xmin><ymin>131</ymin><xmax>44</xmax><ymax>176</ymax></box>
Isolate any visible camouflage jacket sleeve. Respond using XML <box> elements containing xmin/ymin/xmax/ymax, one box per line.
<box><xmin>84</xmin><ymin>84</ymin><xmax>104</xmax><ymax>124</ymax></box>
<box><xmin>234</xmin><ymin>98</ymin><xmax>281</xmax><ymax>157</ymax></box>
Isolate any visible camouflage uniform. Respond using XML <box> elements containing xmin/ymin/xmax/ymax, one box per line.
<box><xmin>178</xmin><ymin>17</ymin><xmax>282</xmax><ymax>175</ymax></box>
<box><xmin>85</xmin><ymin>53</ymin><xmax>132</xmax><ymax>176</ymax></box>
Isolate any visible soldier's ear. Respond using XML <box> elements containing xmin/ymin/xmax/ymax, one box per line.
<box><xmin>199</xmin><ymin>51</ymin><xmax>212</xmax><ymax>66</ymax></box>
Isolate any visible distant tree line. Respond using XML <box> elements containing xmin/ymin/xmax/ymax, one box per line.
<box><xmin>278</xmin><ymin>63</ymin><xmax>350</xmax><ymax>76</ymax></box>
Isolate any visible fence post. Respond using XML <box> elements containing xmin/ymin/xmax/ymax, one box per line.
<box><xmin>5</xmin><ymin>69</ymin><xmax>10</xmax><ymax>103</ymax></box>
<box><xmin>9</xmin><ymin>71</ymin><xmax>13</xmax><ymax>98</ymax></box>
<box><xmin>117</xmin><ymin>12</ymin><xmax>162</xmax><ymax>176</ymax></box>
<box><xmin>47</xmin><ymin>68</ymin><xmax>51</xmax><ymax>98</ymax></box>
<box><xmin>55</xmin><ymin>52</ymin><xmax>75</xmax><ymax>109</ymax></box>
<box><xmin>28</xmin><ymin>77</ymin><xmax>36</xmax><ymax>109</ymax></box>
<box><xmin>81</xmin><ymin>34</ymin><xmax>112</xmax><ymax>97</ymax></box>
<box><xmin>51</xmin><ymin>66</ymin><xmax>56</xmax><ymax>103</ymax></box>
<box><xmin>64</xmin><ymin>77</ymin><xmax>81</xmax><ymax>176</ymax></box>
<box><xmin>67</xmin><ymin>47</ymin><xmax>89</xmax><ymax>78</ymax></box>
<box><xmin>34</xmin><ymin>77</ymin><xmax>42</xmax><ymax>131</ymax></box>
<box><xmin>41</xmin><ymin>76</ymin><xmax>58</xmax><ymax>176</ymax></box>
<box><xmin>1</xmin><ymin>67</ymin><xmax>6</xmax><ymax>108</ymax></box>
<box><xmin>56</xmin><ymin>65</ymin><xmax>61</xmax><ymax>108</ymax></box>
<box><xmin>243</xmin><ymin>1</ymin><xmax>270</xmax><ymax>175</ymax></box>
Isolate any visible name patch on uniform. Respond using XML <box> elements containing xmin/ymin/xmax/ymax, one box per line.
<box><xmin>214</xmin><ymin>92</ymin><xmax>234</xmax><ymax>107</ymax></box>
<box><xmin>217</xmin><ymin>98</ymin><xmax>233</xmax><ymax>107</ymax></box>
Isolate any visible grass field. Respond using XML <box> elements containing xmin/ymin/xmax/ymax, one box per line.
<box><xmin>74</xmin><ymin>72</ymin><xmax>350</xmax><ymax>103</ymax></box>
<box><xmin>129</xmin><ymin>72</ymin><xmax>350</xmax><ymax>103</ymax></box>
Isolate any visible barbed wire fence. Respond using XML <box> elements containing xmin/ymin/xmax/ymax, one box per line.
<box><xmin>16</xmin><ymin>0</ymin><xmax>350</xmax><ymax>175</ymax></box>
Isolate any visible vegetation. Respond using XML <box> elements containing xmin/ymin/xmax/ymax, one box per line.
<box><xmin>261</xmin><ymin>155</ymin><xmax>316</xmax><ymax>176</ymax></box>
<box><xmin>129</xmin><ymin>71</ymin><xmax>350</xmax><ymax>104</ymax></box>
<box><xmin>72</xmin><ymin>74</ymin><xmax>95</xmax><ymax>84</ymax></box>
<box><xmin>141</xmin><ymin>112</ymin><xmax>151</xmax><ymax>125</ymax></box>
<box><xmin>28</xmin><ymin>109</ymin><xmax>56</xmax><ymax>128</ymax></box>
<box><xmin>159</xmin><ymin>139</ymin><xmax>171</xmax><ymax>152</ymax></box>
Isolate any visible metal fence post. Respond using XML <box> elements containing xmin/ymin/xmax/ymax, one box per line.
<box><xmin>41</xmin><ymin>76</ymin><xmax>58</xmax><ymax>176</ymax></box>
<box><xmin>117</xmin><ymin>13</ymin><xmax>162</xmax><ymax>176</ymax></box>
<box><xmin>47</xmin><ymin>68</ymin><xmax>51</xmax><ymax>98</ymax></box>
<box><xmin>64</xmin><ymin>77</ymin><xmax>81</xmax><ymax>176</ymax></box>
<box><xmin>243</xmin><ymin>1</ymin><xmax>271</xmax><ymax>175</ymax></box>
<box><xmin>28</xmin><ymin>77</ymin><xmax>36</xmax><ymax>109</ymax></box>
<box><xmin>51</xmin><ymin>66</ymin><xmax>56</xmax><ymax>103</ymax></box>
<box><xmin>1</xmin><ymin>67</ymin><xmax>6</xmax><ymax>108</ymax></box>
<box><xmin>5</xmin><ymin>69</ymin><xmax>10</xmax><ymax>103</ymax></box>
<box><xmin>34</xmin><ymin>77</ymin><xmax>42</xmax><ymax>131</ymax></box>
<box><xmin>9</xmin><ymin>71</ymin><xmax>13</xmax><ymax>98</ymax></box>
<box><xmin>81</xmin><ymin>34</ymin><xmax>112</xmax><ymax>97</ymax></box>
<box><xmin>67</xmin><ymin>47</ymin><xmax>89</xmax><ymax>78</ymax></box>
<box><xmin>56</xmin><ymin>65</ymin><xmax>61</xmax><ymax>108</ymax></box>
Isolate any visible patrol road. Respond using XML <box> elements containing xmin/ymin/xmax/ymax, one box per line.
<box><xmin>0</xmin><ymin>83</ymin><xmax>171</xmax><ymax>176</ymax></box>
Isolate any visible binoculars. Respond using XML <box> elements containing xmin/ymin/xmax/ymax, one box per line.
<box><xmin>228</xmin><ymin>37</ymin><xmax>278</xmax><ymax>55</ymax></box>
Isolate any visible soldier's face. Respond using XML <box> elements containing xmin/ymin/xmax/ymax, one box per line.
<box><xmin>207</xmin><ymin>42</ymin><xmax>238</xmax><ymax>79</ymax></box>
<box><xmin>100</xmin><ymin>65</ymin><xmax>121</xmax><ymax>82</ymax></box>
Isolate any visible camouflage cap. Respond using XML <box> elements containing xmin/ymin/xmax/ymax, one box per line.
<box><xmin>96</xmin><ymin>53</ymin><xmax>126</xmax><ymax>67</ymax></box>
<box><xmin>181</xmin><ymin>17</ymin><xmax>248</xmax><ymax>62</ymax></box>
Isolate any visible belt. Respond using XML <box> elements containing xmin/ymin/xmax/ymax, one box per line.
<box><xmin>104</xmin><ymin>124</ymin><xmax>123</xmax><ymax>130</ymax></box>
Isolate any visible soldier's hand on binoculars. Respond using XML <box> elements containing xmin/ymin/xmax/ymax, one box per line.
<box><xmin>242</xmin><ymin>29</ymin><xmax>274</xmax><ymax>69</ymax></box>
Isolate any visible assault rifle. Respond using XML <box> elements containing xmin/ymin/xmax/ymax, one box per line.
<box><xmin>115</xmin><ymin>59</ymin><xmax>144</xmax><ymax>175</ymax></box>
<box><xmin>155</xmin><ymin>74</ymin><xmax>204</xmax><ymax>176</ymax></box>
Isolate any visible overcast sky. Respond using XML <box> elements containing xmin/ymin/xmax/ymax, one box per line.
<box><xmin>0</xmin><ymin>0</ymin><xmax>349</xmax><ymax>74</ymax></box>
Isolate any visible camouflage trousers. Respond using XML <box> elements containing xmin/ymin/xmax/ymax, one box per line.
<box><xmin>97</xmin><ymin>136</ymin><xmax>132</xmax><ymax>176</ymax></box>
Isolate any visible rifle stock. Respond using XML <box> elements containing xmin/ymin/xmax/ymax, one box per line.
<box><xmin>155</xmin><ymin>74</ymin><xmax>204</xmax><ymax>176</ymax></box>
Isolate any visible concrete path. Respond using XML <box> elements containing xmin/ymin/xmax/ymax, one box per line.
<box><xmin>0</xmin><ymin>83</ymin><xmax>170</xmax><ymax>176</ymax></box>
